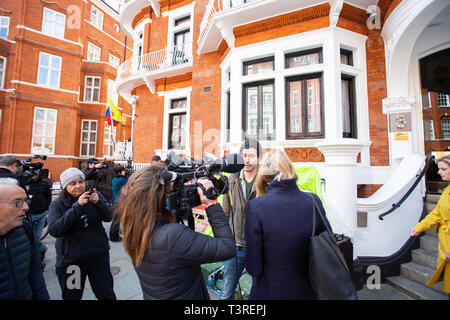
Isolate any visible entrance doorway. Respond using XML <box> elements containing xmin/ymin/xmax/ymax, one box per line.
<box><xmin>420</xmin><ymin>48</ymin><xmax>450</xmax><ymax>193</ymax></box>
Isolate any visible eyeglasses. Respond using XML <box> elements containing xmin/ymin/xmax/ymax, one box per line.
<box><xmin>0</xmin><ymin>198</ymin><xmax>30</xmax><ymax>208</ymax></box>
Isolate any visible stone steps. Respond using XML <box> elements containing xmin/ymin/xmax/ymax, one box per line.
<box><xmin>386</xmin><ymin>276</ymin><xmax>447</xmax><ymax>300</ymax></box>
<box><xmin>383</xmin><ymin>195</ymin><xmax>447</xmax><ymax>300</ymax></box>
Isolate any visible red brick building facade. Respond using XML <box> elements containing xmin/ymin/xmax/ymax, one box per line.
<box><xmin>0</xmin><ymin>0</ymin><xmax>133</xmax><ymax>180</ymax></box>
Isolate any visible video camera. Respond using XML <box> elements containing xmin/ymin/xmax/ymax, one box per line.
<box><xmin>20</xmin><ymin>155</ymin><xmax>47</xmax><ymax>179</ymax></box>
<box><xmin>157</xmin><ymin>152</ymin><xmax>244</xmax><ymax>224</ymax></box>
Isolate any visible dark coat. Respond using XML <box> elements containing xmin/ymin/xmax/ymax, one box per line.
<box><xmin>111</xmin><ymin>176</ymin><xmax>127</xmax><ymax>203</ymax></box>
<box><xmin>28</xmin><ymin>178</ymin><xmax>52</xmax><ymax>215</ymax></box>
<box><xmin>0</xmin><ymin>167</ymin><xmax>18</xmax><ymax>179</ymax></box>
<box><xmin>134</xmin><ymin>204</ymin><xmax>235</xmax><ymax>300</ymax></box>
<box><xmin>0</xmin><ymin>221</ymin><xmax>50</xmax><ymax>300</ymax></box>
<box><xmin>48</xmin><ymin>191</ymin><xmax>113</xmax><ymax>267</ymax></box>
<box><xmin>245</xmin><ymin>178</ymin><xmax>329</xmax><ymax>300</ymax></box>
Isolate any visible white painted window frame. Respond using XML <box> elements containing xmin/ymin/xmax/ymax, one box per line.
<box><xmin>84</xmin><ymin>76</ymin><xmax>101</xmax><ymax>102</ymax></box>
<box><xmin>80</xmin><ymin>119</ymin><xmax>98</xmax><ymax>157</ymax></box>
<box><xmin>87</xmin><ymin>42</ymin><xmax>101</xmax><ymax>62</ymax></box>
<box><xmin>161</xmin><ymin>87</ymin><xmax>192</xmax><ymax>156</ymax></box>
<box><xmin>0</xmin><ymin>56</ymin><xmax>5</xmax><ymax>88</ymax></box>
<box><xmin>91</xmin><ymin>5</ymin><xmax>104</xmax><ymax>30</ymax></box>
<box><xmin>42</xmin><ymin>7</ymin><xmax>66</xmax><ymax>39</ymax></box>
<box><xmin>220</xmin><ymin>27</ymin><xmax>370</xmax><ymax>164</ymax></box>
<box><xmin>0</xmin><ymin>16</ymin><xmax>9</xmax><ymax>40</ymax></box>
<box><xmin>37</xmin><ymin>52</ymin><xmax>62</xmax><ymax>88</ymax></box>
<box><xmin>31</xmin><ymin>107</ymin><xmax>58</xmax><ymax>155</ymax></box>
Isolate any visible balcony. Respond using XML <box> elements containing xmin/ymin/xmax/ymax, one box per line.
<box><xmin>116</xmin><ymin>42</ymin><xmax>193</xmax><ymax>102</ymax></box>
<box><xmin>119</xmin><ymin>0</ymin><xmax>161</xmax><ymax>38</ymax></box>
<box><xmin>198</xmin><ymin>0</ymin><xmax>327</xmax><ymax>54</ymax></box>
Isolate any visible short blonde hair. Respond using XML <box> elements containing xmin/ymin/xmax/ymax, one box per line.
<box><xmin>255</xmin><ymin>148</ymin><xmax>297</xmax><ymax>197</ymax></box>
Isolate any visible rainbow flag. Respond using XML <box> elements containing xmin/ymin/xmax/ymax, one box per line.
<box><xmin>105</xmin><ymin>97</ymin><xmax>123</xmax><ymax>127</ymax></box>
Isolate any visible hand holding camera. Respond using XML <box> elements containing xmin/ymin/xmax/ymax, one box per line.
<box><xmin>197</xmin><ymin>178</ymin><xmax>216</xmax><ymax>208</ymax></box>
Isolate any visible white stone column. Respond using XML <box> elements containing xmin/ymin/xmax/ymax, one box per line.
<box><xmin>316</xmin><ymin>139</ymin><xmax>366</xmax><ymax>257</ymax></box>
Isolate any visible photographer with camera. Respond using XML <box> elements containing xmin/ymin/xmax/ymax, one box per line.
<box><xmin>116</xmin><ymin>162</ymin><xmax>235</xmax><ymax>300</ymax></box>
<box><xmin>48</xmin><ymin>168</ymin><xmax>116</xmax><ymax>300</ymax></box>
<box><xmin>82</xmin><ymin>158</ymin><xmax>103</xmax><ymax>181</ymax></box>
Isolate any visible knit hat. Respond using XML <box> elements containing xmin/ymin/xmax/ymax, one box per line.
<box><xmin>60</xmin><ymin>167</ymin><xmax>85</xmax><ymax>190</ymax></box>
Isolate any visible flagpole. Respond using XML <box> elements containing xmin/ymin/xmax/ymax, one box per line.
<box><xmin>108</xmin><ymin>98</ymin><xmax>116</xmax><ymax>157</ymax></box>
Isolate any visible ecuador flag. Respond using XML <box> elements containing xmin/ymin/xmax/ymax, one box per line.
<box><xmin>105</xmin><ymin>97</ymin><xmax>123</xmax><ymax>127</ymax></box>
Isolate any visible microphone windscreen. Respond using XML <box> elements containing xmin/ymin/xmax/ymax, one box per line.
<box><xmin>221</xmin><ymin>153</ymin><xmax>245</xmax><ymax>173</ymax></box>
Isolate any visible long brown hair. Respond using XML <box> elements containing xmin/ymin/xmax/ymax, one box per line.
<box><xmin>116</xmin><ymin>162</ymin><xmax>173</xmax><ymax>267</ymax></box>
<box><xmin>255</xmin><ymin>148</ymin><xmax>297</xmax><ymax>197</ymax></box>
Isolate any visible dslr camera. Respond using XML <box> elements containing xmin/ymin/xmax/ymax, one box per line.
<box><xmin>157</xmin><ymin>152</ymin><xmax>244</xmax><ymax>224</ymax></box>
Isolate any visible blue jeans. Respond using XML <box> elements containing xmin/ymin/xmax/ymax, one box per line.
<box><xmin>32</xmin><ymin>211</ymin><xmax>48</xmax><ymax>254</ymax></box>
<box><xmin>220</xmin><ymin>247</ymin><xmax>246</xmax><ymax>300</ymax></box>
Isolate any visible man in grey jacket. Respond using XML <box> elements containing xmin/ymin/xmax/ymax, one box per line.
<box><xmin>220</xmin><ymin>139</ymin><xmax>262</xmax><ymax>300</ymax></box>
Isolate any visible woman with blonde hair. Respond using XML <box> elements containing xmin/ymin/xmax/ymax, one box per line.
<box><xmin>116</xmin><ymin>162</ymin><xmax>235</xmax><ymax>300</ymax></box>
<box><xmin>412</xmin><ymin>155</ymin><xmax>450</xmax><ymax>298</ymax></box>
<box><xmin>245</xmin><ymin>148</ymin><xmax>330</xmax><ymax>299</ymax></box>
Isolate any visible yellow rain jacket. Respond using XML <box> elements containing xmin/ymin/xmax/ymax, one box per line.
<box><xmin>414</xmin><ymin>185</ymin><xmax>450</xmax><ymax>293</ymax></box>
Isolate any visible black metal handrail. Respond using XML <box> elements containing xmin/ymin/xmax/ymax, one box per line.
<box><xmin>378</xmin><ymin>155</ymin><xmax>435</xmax><ymax>220</ymax></box>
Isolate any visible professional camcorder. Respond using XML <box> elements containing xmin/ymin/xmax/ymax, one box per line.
<box><xmin>157</xmin><ymin>152</ymin><xmax>244</xmax><ymax>224</ymax></box>
<box><xmin>20</xmin><ymin>155</ymin><xmax>47</xmax><ymax>179</ymax></box>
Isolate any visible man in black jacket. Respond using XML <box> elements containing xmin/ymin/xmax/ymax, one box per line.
<box><xmin>0</xmin><ymin>178</ymin><xmax>50</xmax><ymax>300</ymax></box>
<box><xmin>0</xmin><ymin>155</ymin><xmax>21</xmax><ymax>179</ymax></box>
<box><xmin>28</xmin><ymin>171</ymin><xmax>52</xmax><ymax>259</ymax></box>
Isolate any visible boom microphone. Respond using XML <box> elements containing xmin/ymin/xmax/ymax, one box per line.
<box><xmin>211</xmin><ymin>153</ymin><xmax>245</xmax><ymax>173</ymax></box>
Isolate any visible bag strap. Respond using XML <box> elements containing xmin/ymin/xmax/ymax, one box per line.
<box><xmin>307</xmin><ymin>193</ymin><xmax>352</xmax><ymax>274</ymax></box>
<box><xmin>307</xmin><ymin>193</ymin><xmax>337</xmax><ymax>245</ymax></box>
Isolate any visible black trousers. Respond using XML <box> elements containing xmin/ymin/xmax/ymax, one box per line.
<box><xmin>56</xmin><ymin>253</ymin><xmax>116</xmax><ymax>300</ymax></box>
<box><xmin>109</xmin><ymin>212</ymin><xmax>121</xmax><ymax>240</ymax></box>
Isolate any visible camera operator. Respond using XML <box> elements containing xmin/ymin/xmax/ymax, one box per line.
<box><xmin>27</xmin><ymin>169</ymin><xmax>52</xmax><ymax>260</ymax></box>
<box><xmin>116</xmin><ymin>162</ymin><xmax>235</xmax><ymax>300</ymax></box>
<box><xmin>82</xmin><ymin>158</ymin><xmax>103</xmax><ymax>181</ymax></box>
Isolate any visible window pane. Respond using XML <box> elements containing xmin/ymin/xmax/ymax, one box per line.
<box><xmin>46</xmin><ymin>124</ymin><xmax>56</xmax><ymax>137</ymax></box>
<box><xmin>289</xmin><ymin>80</ymin><xmax>303</xmax><ymax>135</ymax></box>
<box><xmin>86</xmin><ymin>77</ymin><xmax>92</xmax><ymax>86</ymax></box>
<box><xmin>40</xmin><ymin>54</ymin><xmax>49</xmax><ymax>67</ymax></box>
<box><xmin>89</xmin><ymin>144</ymin><xmax>95</xmax><ymax>156</ymax></box>
<box><xmin>90</xmin><ymin>122</ymin><xmax>97</xmax><ymax>130</ymax></box>
<box><xmin>35</xmin><ymin>109</ymin><xmax>45</xmax><ymax>121</ymax></box>
<box><xmin>262</xmin><ymin>84</ymin><xmax>274</xmax><ymax>136</ymax></box>
<box><xmin>44</xmin><ymin>138</ymin><xmax>54</xmax><ymax>153</ymax></box>
<box><xmin>90</xmin><ymin>132</ymin><xmax>96</xmax><ymax>142</ymax></box>
<box><xmin>82</xmin><ymin>132</ymin><xmax>88</xmax><ymax>142</ymax></box>
<box><xmin>82</xmin><ymin>121</ymin><xmax>89</xmax><ymax>130</ymax></box>
<box><xmin>46</xmin><ymin>110</ymin><xmax>57</xmax><ymax>123</ymax></box>
<box><xmin>171</xmin><ymin>99</ymin><xmax>186</xmax><ymax>109</ymax></box>
<box><xmin>81</xmin><ymin>143</ymin><xmax>87</xmax><ymax>155</ymax></box>
<box><xmin>50</xmin><ymin>70</ymin><xmax>59</xmax><ymax>87</ymax></box>
<box><xmin>244</xmin><ymin>59</ymin><xmax>274</xmax><ymax>75</ymax></box>
<box><xmin>85</xmin><ymin>88</ymin><xmax>92</xmax><ymax>101</ymax></box>
<box><xmin>38</xmin><ymin>68</ymin><xmax>48</xmax><ymax>85</ymax></box>
<box><xmin>306</xmin><ymin>78</ymin><xmax>321</xmax><ymax>133</ymax></box>
<box><xmin>286</xmin><ymin>51</ymin><xmax>321</xmax><ymax>68</ymax></box>
<box><xmin>94</xmin><ymin>78</ymin><xmax>100</xmax><ymax>87</ymax></box>
<box><xmin>93</xmin><ymin>88</ymin><xmax>99</xmax><ymax>101</ymax></box>
<box><xmin>34</xmin><ymin>123</ymin><xmax>44</xmax><ymax>136</ymax></box>
<box><xmin>51</xmin><ymin>57</ymin><xmax>61</xmax><ymax>69</ymax></box>
<box><xmin>247</xmin><ymin>87</ymin><xmax>258</xmax><ymax>137</ymax></box>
